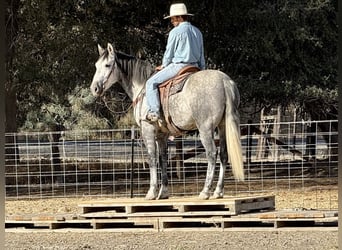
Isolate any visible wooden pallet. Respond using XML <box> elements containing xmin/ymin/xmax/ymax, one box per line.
<box><xmin>5</xmin><ymin>214</ymin><xmax>158</xmax><ymax>231</ymax></box>
<box><xmin>6</xmin><ymin>211</ymin><xmax>337</xmax><ymax>231</ymax></box>
<box><xmin>78</xmin><ymin>195</ymin><xmax>276</xmax><ymax>218</ymax></box>
<box><xmin>6</xmin><ymin>195</ymin><xmax>337</xmax><ymax>231</ymax></box>
<box><xmin>158</xmin><ymin>212</ymin><xmax>338</xmax><ymax>231</ymax></box>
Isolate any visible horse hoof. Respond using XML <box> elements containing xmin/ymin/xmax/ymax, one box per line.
<box><xmin>145</xmin><ymin>189</ymin><xmax>158</xmax><ymax>200</ymax></box>
<box><xmin>213</xmin><ymin>191</ymin><xmax>224</xmax><ymax>199</ymax></box>
<box><xmin>157</xmin><ymin>193</ymin><xmax>169</xmax><ymax>200</ymax></box>
<box><xmin>145</xmin><ymin>195</ymin><xmax>156</xmax><ymax>200</ymax></box>
<box><xmin>199</xmin><ymin>192</ymin><xmax>210</xmax><ymax>200</ymax></box>
<box><xmin>157</xmin><ymin>189</ymin><xmax>169</xmax><ymax>200</ymax></box>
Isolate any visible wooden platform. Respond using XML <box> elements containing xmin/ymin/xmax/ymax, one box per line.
<box><xmin>78</xmin><ymin>195</ymin><xmax>276</xmax><ymax>217</ymax></box>
<box><xmin>5</xmin><ymin>195</ymin><xmax>338</xmax><ymax>231</ymax></box>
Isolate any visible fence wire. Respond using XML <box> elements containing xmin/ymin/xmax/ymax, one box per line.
<box><xmin>5</xmin><ymin>120</ymin><xmax>338</xmax><ymax>210</ymax></box>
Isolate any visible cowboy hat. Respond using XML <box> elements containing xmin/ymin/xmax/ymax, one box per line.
<box><xmin>164</xmin><ymin>3</ymin><xmax>194</xmax><ymax>19</ymax></box>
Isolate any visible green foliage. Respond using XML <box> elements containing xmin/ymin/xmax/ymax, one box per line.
<box><xmin>198</xmin><ymin>0</ymin><xmax>337</xmax><ymax>108</ymax></box>
<box><xmin>20</xmin><ymin>86</ymin><xmax>109</xmax><ymax>131</ymax></box>
<box><xmin>7</xmin><ymin>0</ymin><xmax>337</xmax><ymax>132</ymax></box>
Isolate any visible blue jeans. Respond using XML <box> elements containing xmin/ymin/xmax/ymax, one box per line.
<box><xmin>146</xmin><ymin>63</ymin><xmax>188</xmax><ymax>114</ymax></box>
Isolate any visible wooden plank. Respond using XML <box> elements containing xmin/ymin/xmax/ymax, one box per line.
<box><xmin>6</xmin><ymin>213</ymin><xmax>78</xmax><ymax>222</ymax></box>
<box><xmin>6</xmin><ymin>215</ymin><xmax>33</xmax><ymax>221</ymax></box>
<box><xmin>235</xmin><ymin>198</ymin><xmax>275</xmax><ymax>214</ymax></box>
<box><xmin>90</xmin><ymin>218</ymin><xmax>158</xmax><ymax>230</ymax></box>
<box><xmin>255</xmin><ymin>210</ymin><xmax>337</xmax><ymax>219</ymax></box>
<box><xmin>159</xmin><ymin>217</ymin><xmax>224</xmax><ymax>231</ymax></box>
<box><xmin>80</xmin><ymin>210</ymin><xmax>238</xmax><ymax>219</ymax></box>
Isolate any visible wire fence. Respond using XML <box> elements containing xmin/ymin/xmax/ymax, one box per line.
<box><xmin>5</xmin><ymin>120</ymin><xmax>338</xmax><ymax>210</ymax></box>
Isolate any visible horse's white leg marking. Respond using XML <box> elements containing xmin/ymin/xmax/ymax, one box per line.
<box><xmin>156</xmin><ymin>134</ymin><xmax>169</xmax><ymax>199</ymax></box>
<box><xmin>146</xmin><ymin>163</ymin><xmax>158</xmax><ymax>200</ymax></box>
<box><xmin>198</xmin><ymin>130</ymin><xmax>217</xmax><ymax>200</ymax></box>
<box><xmin>142</xmin><ymin>127</ymin><xmax>158</xmax><ymax>200</ymax></box>
<box><xmin>213</xmin><ymin>122</ymin><xmax>227</xmax><ymax>199</ymax></box>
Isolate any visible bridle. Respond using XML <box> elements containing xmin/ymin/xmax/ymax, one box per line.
<box><xmin>99</xmin><ymin>56</ymin><xmax>116</xmax><ymax>92</ymax></box>
<box><xmin>98</xmin><ymin>51</ymin><xmax>147</xmax><ymax>117</ymax></box>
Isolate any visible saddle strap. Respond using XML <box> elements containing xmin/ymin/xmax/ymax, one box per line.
<box><xmin>162</xmin><ymin>83</ymin><xmax>183</xmax><ymax>136</ymax></box>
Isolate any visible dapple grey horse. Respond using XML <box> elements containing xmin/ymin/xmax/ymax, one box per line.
<box><xmin>90</xmin><ymin>43</ymin><xmax>244</xmax><ymax>200</ymax></box>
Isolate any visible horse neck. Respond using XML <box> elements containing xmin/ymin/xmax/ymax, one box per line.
<box><xmin>116</xmin><ymin>54</ymin><xmax>154</xmax><ymax>101</ymax></box>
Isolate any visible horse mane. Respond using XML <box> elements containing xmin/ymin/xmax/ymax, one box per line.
<box><xmin>115</xmin><ymin>51</ymin><xmax>154</xmax><ymax>85</ymax></box>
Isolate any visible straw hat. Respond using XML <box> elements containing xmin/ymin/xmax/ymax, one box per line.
<box><xmin>164</xmin><ymin>3</ymin><xmax>194</xmax><ymax>19</ymax></box>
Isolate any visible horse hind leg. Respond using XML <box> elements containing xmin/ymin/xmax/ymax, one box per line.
<box><xmin>213</xmin><ymin>121</ymin><xmax>227</xmax><ymax>199</ymax></box>
<box><xmin>198</xmin><ymin>130</ymin><xmax>217</xmax><ymax>200</ymax></box>
<box><xmin>156</xmin><ymin>135</ymin><xmax>169</xmax><ymax>199</ymax></box>
<box><xmin>145</xmin><ymin>160</ymin><xmax>158</xmax><ymax>200</ymax></box>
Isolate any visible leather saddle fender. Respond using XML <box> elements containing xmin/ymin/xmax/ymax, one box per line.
<box><xmin>158</xmin><ymin>65</ymin><xmax>200</xmax><ymax>136</ymax></box>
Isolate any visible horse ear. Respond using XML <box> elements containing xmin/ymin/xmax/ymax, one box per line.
<box><xmin>107</xmin><ymin>43</ymin><xmax>115</xmax><ymax>55</ymax></box>
<box><xmin>97</xmin><ymin>44</ymin><xmax>105</xmax><ymax>56</ymax></box>
<box><xmin>136</xmin><ymin>49</ymin><xmax>146</xmax><ymax>60</ymax></box>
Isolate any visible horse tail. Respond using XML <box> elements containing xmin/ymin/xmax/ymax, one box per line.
<box><xmin>224</xmin><ymin>78</ymin><xmax>245</xmax><ymax>181</ymax></box>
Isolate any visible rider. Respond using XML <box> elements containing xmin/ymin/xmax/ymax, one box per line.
<box><xmin>146</xmin><ymin>3</ymin><xmax>205</xmax><ymax>122</ymax></box>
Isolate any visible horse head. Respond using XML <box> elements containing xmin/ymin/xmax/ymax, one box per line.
<box><xmin>90</xmin><ymin>43</ymin><xmax>120</xmax><ymax>97</ymax></box>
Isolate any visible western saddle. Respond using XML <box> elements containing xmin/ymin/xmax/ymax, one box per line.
<box><xmin>158</xmin><ymin>65</ymin><xmax>200</xmax><ymax>136</ymax></box>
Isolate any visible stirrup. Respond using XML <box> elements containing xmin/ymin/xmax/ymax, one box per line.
<box><xmin>146</xmin><ymin>112</ymin><xmax>160</xmax><ymax>123</ymax></box>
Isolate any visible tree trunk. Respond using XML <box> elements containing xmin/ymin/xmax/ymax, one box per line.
<box><xmin>305</xmin><ymin>123</ymin><xmax>316</xmax><ymax>160</ymax></box>
<box><xmin>5</xmin><ymin>0</ymin><xmax>20</xmax><ymax>165</ymax></box>
<box><xmin>48</xmin><ymin>128</ymin><xmax>63</xmax><ymax>184</ymax></box>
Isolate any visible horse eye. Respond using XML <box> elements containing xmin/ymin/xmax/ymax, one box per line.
<box><xmin>105</xmin><ymin>64</ymin><xmax>111</xmax><ymax>68</ymax></box>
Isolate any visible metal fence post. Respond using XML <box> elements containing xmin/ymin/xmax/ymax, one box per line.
<box><xmin>130</xmin><ymin>126</ymin><xmax>135</xmax><ymax>198</ymax></box>
<box><xmin>247</xmin><ymin>120</ymin><xmax>253</xmax><ymax>164</ymax></box>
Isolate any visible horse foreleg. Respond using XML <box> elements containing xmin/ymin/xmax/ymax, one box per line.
<box><xmin>213</xmin><ymin>124</ymin><xmax>228</xmax><ymax>199</ymax></box>
<box><xmin>143</xmin><ymin>133</ymin><xmax>158</xmax><ymax>200</ymax></box>
<box><xmin>199</xmin><ymin>132</ymin><xmax>217</xmax><ymax>200</ymax></box>
<box><xmin>145</xmin><ymin>156</ymin><xmax>158</xmax><ymax>200</ymax></box>
<box><xmin>156</xmin><ymin>135</ymin><xmax>169</xmax><ymax>199</ymax></box>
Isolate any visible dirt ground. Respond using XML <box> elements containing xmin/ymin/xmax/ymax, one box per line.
<box><xmin>5</xmin><ymin>230</ymin><xmax>339</xmax><ymax>250</ymax></box>
<box><xmin>5</xmin><ymin>186</ymin><xmax>338</xmax><ymax>250</ymax></box>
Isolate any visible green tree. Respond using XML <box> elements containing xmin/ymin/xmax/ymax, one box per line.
<box><xmin>6</xmin><ymin>0</ymin><xmax>337</xmax><ymax>133</ymax></box>
<box><xmin>197</xmin><ymin>0</ymin><xmax>337</xmax><ymax>122</ymax></box>
<box><xmin>5</xmin><ymin>0</ymin><xmax>20</xmax><ymax>133</ymax></box>
<box><xmin>10</xmin><ymin>0</ymin><xmax>171</xmax><ymax>131</ymax></box>
<box><xmin>5</xmin><ymin>0</ymin><xmax>20</xmax><ymax>164</ymax></box>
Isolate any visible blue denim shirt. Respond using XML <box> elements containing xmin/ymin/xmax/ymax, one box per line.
<box><xmin>162</xmin><ymin>22</ymin><xmax>205</xmax><ymax>70</ymax></box>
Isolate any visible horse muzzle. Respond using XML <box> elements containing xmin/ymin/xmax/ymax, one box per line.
<box><xmin>91</xmin><ymin>81</ymin><xmax>104</xmax><ymax>97</ymax></box>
